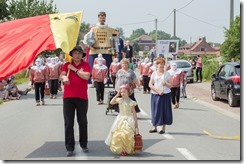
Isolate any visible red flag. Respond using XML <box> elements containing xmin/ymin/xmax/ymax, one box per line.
<box><xmin>0</xmin><ymin>11</ymin><xmax>83</xmax><ymax>80</ymax></box>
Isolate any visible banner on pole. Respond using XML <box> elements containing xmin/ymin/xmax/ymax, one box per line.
<box><xmin>157</xmin><ymin>40</ymin><xmax>179</xmax><ymax>55</ymax></box>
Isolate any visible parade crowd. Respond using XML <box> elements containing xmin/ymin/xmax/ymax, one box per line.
<box><xmin>0</xmin><ymin>11</ymin><xmax>192</xmax><ymax>158</ymax></box>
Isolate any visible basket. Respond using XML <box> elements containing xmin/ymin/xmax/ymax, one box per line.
<box><xmin>134</xmin><ymin>134</ymin><xmax>143</xmax><ymax>153</ymax></box>
<box><xmin>44</xmin><ymin>88</ymin><xmax>50</xmax><ymax>95</ymax></box>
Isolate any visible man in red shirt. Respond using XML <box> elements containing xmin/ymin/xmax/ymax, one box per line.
<box><xmin>60</xmin><ymin>46</ymin><xmax>91</xmax><ymax>156</ymax></box>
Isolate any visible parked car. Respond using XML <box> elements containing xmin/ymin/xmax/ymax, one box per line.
<box><xmin>168</xmin><ymin>60</ymin><xmax>194</xmax><ymax>83</ymax></box>
<box><xmin>211</xmin><ymin>62</ymin><xmax>240</xmax><ymax>107</ymax></box>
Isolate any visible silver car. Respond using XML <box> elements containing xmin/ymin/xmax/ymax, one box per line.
<box><xmin>168</xmin><ymin>60</ymin><xmax>194</xmax><ymax>83</ymax></box>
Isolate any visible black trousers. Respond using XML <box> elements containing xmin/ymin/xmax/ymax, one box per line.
<box><xmin>94</xmin><ymin>81</ymin><xmax>105</xmax><ymax>101</ymax></box>
<box><xmin>142</xmin><ymin>75</ymin><xmax>150</xmax><ymax>92</ymax></box>
<box><xmin>63</xmin><ymin>98</ymin><xmax>88</xmax><ymax>151</ymax></box>
<box><xmin>48</xmin><ymin>79</ymin><xmax>59</xmax><ymax>95</ymax></box>
<box><xmin>196</xmin><ymin>67</ymin><xmax>202</xmax><ymax>82</ymax></box>
<box><xmin>171</xmin><ymin>87</ymin><xmax>180</xmax><ymax>105</ymax></box>
<box><xmin>111</xmin><ymin>75</ymin><xmax>116</xmax><ymax>89</ymax></box>
<box><xmin>34</xmin><ymin>82</ymin><xmax>45</xmax><ymax>102</ymax></box>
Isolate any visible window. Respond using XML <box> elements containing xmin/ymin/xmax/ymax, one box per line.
<box><xmin>200</xmin><ymin>47</ymin><xmax>205</xmax><ymax>52</ymax></box>
<box><xmin>144</xmin><ymin>46</ymin><xmax>149</xmax><ymax>51</ymax></box>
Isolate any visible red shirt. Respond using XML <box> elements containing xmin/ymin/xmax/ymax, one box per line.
<box><xmin>62</xmin><ymin>61</ymin><xmax>91</xmax><ymax>100</ymax></box>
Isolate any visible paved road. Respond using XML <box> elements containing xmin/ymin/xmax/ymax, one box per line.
<box><xmin>0</xmin><ymin>78</ymin><xmax>240</xmax><ymax>161</ymax></box>
<box><xmin>186</xmin><ymin>81</ymin><xmax>240</xmax><ymax>117</ymax></box>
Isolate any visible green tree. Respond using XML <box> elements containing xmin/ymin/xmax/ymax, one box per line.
<box><xmin>221</xmin><ymin>16</ymin><xmax>240</xmax><ymax>62</ymax></box>
<box><xmin>128</xmin><ymin>28</ymin><xmax>147</xmax><ymax>41</ymax></box>
<box><xmin>80</xmin><ymin>22</ymin><xmax>90</xmax><ymax>33</ymax></box>
<box><xmin>0</xmin><ymin>0</ymin><xmax>10</xmax><ymax>22</ymax></box>
<box><xmin>132</xmin><ymin>42</ymin><xmax>140</xmax><ymax>53</ymax></box>
<box><xmin>8</xmin><ymin>0</ymin><xmax>58</xmax><ymax>20</ymax></box>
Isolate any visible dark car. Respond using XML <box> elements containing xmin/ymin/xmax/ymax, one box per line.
<box><xmin>211</xmin><ymin>62</ymin><xmax>240</xmax><ymax>107</ymax></box>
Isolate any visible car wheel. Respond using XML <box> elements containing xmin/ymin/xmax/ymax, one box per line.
<box><xmin>228</xmin><ymin>90</ymin><xmax>237</xmax><ymax>107</ymax></box>
<box><xmin>211</xmin><ymin>86</ymin><xmax>219</xmax><ymax>101</ymax></box>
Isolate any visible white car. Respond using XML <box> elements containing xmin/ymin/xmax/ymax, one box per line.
<box><xmin>168</xmin><ymin>60</ymin><xmax>194</xmax><ymax>83</ymax></box>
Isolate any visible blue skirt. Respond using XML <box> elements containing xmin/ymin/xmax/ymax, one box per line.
<box><xmin>151</xmin><ymin>93</ymin><xmax>173</xmax><ymax>126</ymax></box>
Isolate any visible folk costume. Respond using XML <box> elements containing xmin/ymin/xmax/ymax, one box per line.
<box><xmin>83</xmin><ymin>18</ymin><xmax>117</xmax><ymax>84</ymax></box>
<box><xmin>92</xmin><ymin>58</ymin><xmax>108</xmax><ymax>104</ymax></box>
<box><xmin>47</xmin><ymin>57</ymin><xmax>62</xmax><ymax>99</ymax></box>
<box><xmin>167</xmin><ymin>62</ymin><xmax>184</xmax><ymax>109</ymax></box>
<box><xmin>109</xmin><ymin>58</ymin><xmax>121</xmax><ymax>88</ymax></box>
<box><xmin>105</xmin><ymin>97</ymin><xmax>137</xmax><ymax>155</ymax></box>
<box><xmin>30</xmin><ymin>58</ymin><xmax>49</xmax><ymax>106</ymax></box>
<box><xmin>93</xmin><ymin>53</ymin><xmax>107</xmax><ymax>65</ymax></box>
<box><xmin>139</xmin><ymin>58</ymin><xmax>152</xmax><ymax>94</ymax></box>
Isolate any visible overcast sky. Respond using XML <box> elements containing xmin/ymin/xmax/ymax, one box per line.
<box><xmin>50</xmin><ymin>0</ymin><xmax>240</xmax><ymax>44</ymax></box>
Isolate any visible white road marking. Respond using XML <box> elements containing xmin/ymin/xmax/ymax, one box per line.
<box><xmin>176</xmin><ymin>148</ymin><xmax>198</xmax><ymax>160</ymax></box>
<box><xmin>75</xmin><ymin>144</ymin><xmax>88</xmax><ymax>160</ymax></box>
<box><xmin>138</xmin><ymin>106</ymin><xmax>148</xmax><ymax>116</ymax></box>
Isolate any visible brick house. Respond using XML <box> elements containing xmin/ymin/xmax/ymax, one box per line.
<box><xmin>132</xmin><ymin>35</ymin><xmax>155</xmax><ymax>51</ymax></box>
<box><xmin>178</xmin><ymin>37</ymin><xmax>220</xmax><ymax>56</ymax></box>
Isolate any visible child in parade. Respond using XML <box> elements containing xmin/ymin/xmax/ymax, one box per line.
<box><xmin>92</xmin><ymin>58</ymin><xmax>108</xmax><ymax>105</ymax></box>
<box><xmin>168</xmin><ymin>62</ymin><xmax>184</xmax><ymax>109</ymax></box>
<box><xmin>105</xmin><ymin>84</ymin><xmax>139</xmax><ymax>156</ymax></box>
<box><xmin>181</xmin><ymin>71</ymin><xmax>188</xmax><ymax>98</ymax></box>
<box><xmin>30</xmin><ymin>58</ymin><xmax>49</xmax><ymax>106</ymax></box>
<box><xmin>109</xmin><ymin>58</ymin><xmax>121</xmax><ymax>89</ymax></box>
<box><xmin>139</xmin><ymin>57</ymin><xmax>152</xmax><ymax>94</ymax></box>
<box><xmin>47</xmin><ymin>57</ymin><xmax>62</xmax><ymax>99</ymax></box>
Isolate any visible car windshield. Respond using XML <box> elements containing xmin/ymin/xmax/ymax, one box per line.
<box><xmin>235</xmin><ymin>65</ymin><xmax>240</xmax><ymax>75</ymax></box>
<box><xmin>176</xmin><ymin>62</ymin><xmax>191</xmax><ymax>68</ymax></box>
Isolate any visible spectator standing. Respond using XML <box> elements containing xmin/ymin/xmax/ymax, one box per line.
<box><xmin>60</xmin><ymin>46</ymin><xmax>91</xmax><ymax>156</ymax></box>
<box><xmin>196</xmin><ymin>55</ymin><xmax>202</xmax><ymax>82</ymax></box>
<box><xmin>148</xmin><ymin>58</ymin><xmax>172</xmax><ymax>134</ymax></box>
<box><xmin>123</xmin><ymin>40</ymin><xmax>133</xmax><ymax>63</ymax></box>
<box><xmin>149</xmin><ymin>47</ymin><xmax>156</xmax><ymax>62</ymax></box>
<box><xmin>114</xmin><ymin>28</ymin><xmax>124</xmax><ymax>62</ymax></box>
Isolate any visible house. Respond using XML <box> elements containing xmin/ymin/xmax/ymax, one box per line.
<box><xmin>132</xmin><ymin>35</ymin><xmax>155</xmax><ymax>51</ymax></box>
<box><xmin>178</xmin><ymin>37</ymin><xmax>220</xmax><ymax>56</ymax></box>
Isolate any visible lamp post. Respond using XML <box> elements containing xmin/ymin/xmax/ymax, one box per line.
<box><xmin>147</xmin><ymin>13</ymin><xmax>158</xmax><ymax>57</ymax></box>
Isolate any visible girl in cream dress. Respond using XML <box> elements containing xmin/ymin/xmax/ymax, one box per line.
<box><xmin>105</xmin><ymin>84</ymin><xmax>139</xmax><ymax>156</ymax></box>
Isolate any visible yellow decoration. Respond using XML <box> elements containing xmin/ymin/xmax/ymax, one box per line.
<box><xmin>49</xmin><ymin>11</ymin><xmax>83</xmax><ymax>62</ymax></box>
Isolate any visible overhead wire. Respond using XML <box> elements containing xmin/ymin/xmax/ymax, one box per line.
<box><xmin>176</xmin><ymin>0</ymin><xmax>195</xmax><ymax>11</ymax></box>
<box><xmin>113</xmin><ymin>0</ymin><xmax>223</xmax><ymax>32</ymax></box>
<box><xmin>177</xmin><ymin>10</ymin><xmax>224</xmax><ymax>29</ymax></box>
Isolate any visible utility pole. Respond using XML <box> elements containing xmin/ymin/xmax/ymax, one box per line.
<box><xmin>174</xmin><ymin>9</ymin><xmax>176</xmax><ymax>40</ymax></box>
<box><xmin>230</xmin><ymin>0</ymin><xmax>234</xmax><ymax>26</ymax></box>
<box><xmin>155</xmin><ymin>18</ymin><xmax>158</xmax><ymax>57</ymax></box>
<box><xmin>173</xmin><ymin>9</ymin><xmax>176</xmax><ymax>60</ymax></box>
<box><xmin>147</xmin><ymin>13</ymin><xmax>158</xmax><ymax>57</ymax></box>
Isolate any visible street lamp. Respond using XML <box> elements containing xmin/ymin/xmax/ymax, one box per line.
<box><xmin>147</xmin><ymin>13</ymin><xmax>158</xmax><ymax>57</ymax></box>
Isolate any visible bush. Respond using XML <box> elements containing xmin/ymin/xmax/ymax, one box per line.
<box><xmin>203</xmin><ymin>61</ymin><xmax>219</xmax><ymax>81</ymax></box>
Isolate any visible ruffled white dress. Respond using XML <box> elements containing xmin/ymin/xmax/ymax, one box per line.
<box><xmin>105</xmin><ymin>98</ymin><xmax>137</xmax><ymax>154</ymax></box>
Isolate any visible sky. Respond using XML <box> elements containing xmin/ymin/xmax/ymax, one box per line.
<box><xmin>47</xmin><ymin>0</ymin><xmax>238</xmax><ymax>44</ymax></box>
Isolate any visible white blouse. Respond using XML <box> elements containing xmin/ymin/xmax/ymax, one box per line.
<box><xmin>150</xmin><ymin>71</ymin><xmax>171</xmax><ymax>94</ymax></box>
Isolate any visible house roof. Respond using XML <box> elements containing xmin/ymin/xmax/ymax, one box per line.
<box><xmin>132</xmin><ymin>35</ymin><xmax>154</xmax><ymax>41</ymax></box>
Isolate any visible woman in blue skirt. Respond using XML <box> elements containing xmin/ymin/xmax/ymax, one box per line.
<box><xmin>148</xmin><ymin>58</ymin><xmax>172</xmax><ymax>134</ymax></box>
